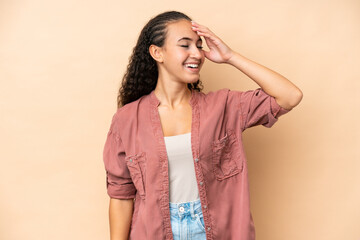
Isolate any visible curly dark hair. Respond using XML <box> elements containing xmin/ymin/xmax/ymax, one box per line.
<box><xmin>117</xmin><ymin>10</ymin><xmax>204</xmax><ymax>108</ymax></box>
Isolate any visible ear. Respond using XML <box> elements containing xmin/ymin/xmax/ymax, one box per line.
<box><xmin>149</xmin><ymin>44</ymin><xmax>164</xmax><ymax>63</ymax></box>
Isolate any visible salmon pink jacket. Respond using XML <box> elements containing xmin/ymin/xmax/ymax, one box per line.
<box><xmin>103</xmin><ymin>87</ymin><xmax>291</xmax><ymax>240</ymax></box>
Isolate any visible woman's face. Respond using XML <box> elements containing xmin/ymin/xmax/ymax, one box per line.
<box><xmin>157</xmin><ymin>19</ymin><xmax>205</xmax><ymax>84</ymax></box>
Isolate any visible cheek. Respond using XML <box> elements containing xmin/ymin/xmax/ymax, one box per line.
<box><xmin>172</xmin><ymin>49</ymin><xmax>186</xmax><ymax>57</ymax></box>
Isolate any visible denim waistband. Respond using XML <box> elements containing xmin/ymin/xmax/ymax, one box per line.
<box><xmin>169</xmin><ymin>198</ymin><xmax>202</xmax><ymax>218</ymax></box>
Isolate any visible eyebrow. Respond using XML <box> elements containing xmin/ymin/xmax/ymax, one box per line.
<box><xmin>177</xmin><ymin>37</ymin><xmax>202</xmax><ymax>43</ymax></box>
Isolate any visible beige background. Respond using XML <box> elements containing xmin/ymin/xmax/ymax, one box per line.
<box><xmin>1</xmin><ymin>0</ymin><xmax>359</xmax><ymax>239</ymax></box>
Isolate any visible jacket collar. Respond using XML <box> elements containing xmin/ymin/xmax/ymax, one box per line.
<box><xmin>149</xmin><ymin>88</ymin><xmax>198</xmax><ymax>107</ymax></box>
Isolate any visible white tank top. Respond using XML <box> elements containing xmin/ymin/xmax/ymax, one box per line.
<box><xmin>164</xmin><ymin>132</ymin><xmax>200</xmax><ymax>203</ymax></box>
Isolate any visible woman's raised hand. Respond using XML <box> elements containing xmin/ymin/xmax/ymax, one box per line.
<box><xmin>191</xmin><ymin>21</ymin><xmax>235</xmax><ymax>64</ymax></box>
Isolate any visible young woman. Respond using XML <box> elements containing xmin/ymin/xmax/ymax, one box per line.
<box><xmin>103</xmin><ymin>11</ymin><xmax>302</xmax><ymax>240</ymax></box>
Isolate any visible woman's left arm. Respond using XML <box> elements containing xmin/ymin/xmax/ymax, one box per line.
<box><xmin>191</xmin><ymin>21</ymin><xmax>303</xmax><ymax>110</ymax></box>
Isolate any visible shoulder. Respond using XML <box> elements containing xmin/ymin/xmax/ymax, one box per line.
<box><xmin>115</xmin><ymin>94</ymin><xmax>149</xmax><ymax>117</ymax></box>
<box><xmin>203</xmin><ymin>88</ymin><xmax>230</xmax><ymax>97</ymax></box>
<box><xmin>199</xmin><ymin>88</ymin><xmax>231</xmax><ymax>102</ymax></box>
<box><xmin>109</xmin><ymin>94</ymin><xmax>149</xmax><ymax>133</ymax></box>
<box><xmin>198</xmin><ymin>88</ymin><xmax>241</xmax><ymax>108</ymax></box>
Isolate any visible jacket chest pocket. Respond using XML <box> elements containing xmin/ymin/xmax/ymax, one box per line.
<box><xmin>125</xmin><ymin>152</ymin><xmax>146</xmax><ymax>200</ymax></box>
<box><xmin>211</xmin><ymin>130</ymin><xmax>243</xmax><ymax>181</ymax></box>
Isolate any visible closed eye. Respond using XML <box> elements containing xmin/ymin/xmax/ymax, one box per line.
<box><xmin>180</xmin><ymin>45</ymin><xmax>203</xmax><ymax>49</ymax></box>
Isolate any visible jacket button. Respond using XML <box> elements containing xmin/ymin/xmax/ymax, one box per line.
<box><xmin>199</xmin><ymin>181</ymin><xmax>203</xmax><ymax>186</ymax></box>
<box><xmin>207</xmin><ymin>227</ymin><xmax>211</xmax><ymax>231</ymax></box>
<box><xmin>194</xmin><ymin>158</ymin><xmax>199</xmax><ymax>162</ymax></box>
<box><xmin>129</xmin><ymin>158</ymin><xmax>133</xmax><ymax>162</ymax></box>
<box><xmin>203</xmin><ymin>205</ymin><xmax>207</xmax><ymax>209</ymax></box>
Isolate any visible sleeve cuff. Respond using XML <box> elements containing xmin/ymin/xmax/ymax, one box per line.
<box><xmin>270</xmin><ymin>96</ymin><xmax>292</xmax><ymax>119</ymax></box>
<box><xmin>107</xmin><ymin>184</ymin><xmax>136</xmax><ymax>199</ymax></box>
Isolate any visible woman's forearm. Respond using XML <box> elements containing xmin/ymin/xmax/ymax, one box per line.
<box><xmin>227</xmin><ymin>51</ymin><xmax>303</xmax><ymax>110</ymax></box>
<box><xmin>109</xmin><ymin>198</ymin><xmax>134</xmax><ymax>240</ymax></box>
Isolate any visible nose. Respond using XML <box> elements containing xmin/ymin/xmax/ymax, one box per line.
<box><xmin>190</xmin><ymin>45</ymin><xmax>203</xmax><ymax>59</ymax></box>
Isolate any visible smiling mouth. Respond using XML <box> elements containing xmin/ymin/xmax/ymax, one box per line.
<box><xmin>184</xmin><ymin>63</ymin><xmax>199</xmax><ymax>69</ymax></box>
<box><xmin>184</xmin><ymin>66</ymin><xmax>200</xmax><ymax>73</ymax></box>
<box><xmin>184</xmin><ymin>63</ymin><xmax>201</xmax><ymax>73</ymax></box>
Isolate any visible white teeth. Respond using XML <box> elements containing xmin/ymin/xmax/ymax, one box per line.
<box><xmin>185</xmin><ymin>63</ymin><xmax>199</xmax><ymax>68</ymax></box>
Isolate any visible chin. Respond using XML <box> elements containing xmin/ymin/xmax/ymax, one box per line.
<box><xmin>187</xmin><ymin>76</ymin><xmax>200</xmax><ymax>83</ymax></box>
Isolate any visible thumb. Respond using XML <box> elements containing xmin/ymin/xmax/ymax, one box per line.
<box><xmin>203</xmin><ymin>49</ymin><xmax>211</xmax><ymax>59</ymax></box>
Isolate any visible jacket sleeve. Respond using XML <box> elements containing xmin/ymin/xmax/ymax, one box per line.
<box><xmin>103</xmin><ymin>117</ymin><xmax>136</xmax><ymax>199</ymax></box>
<box><xmin>230</xmin><ymin>87</ymin><xmax>292</xmax><ymax>131</ymax></box>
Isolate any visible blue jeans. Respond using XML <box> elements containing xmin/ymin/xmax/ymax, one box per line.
<box><xmin>169</xmin><ymin>198</ymin><xmax>207</xmax><ymax>240</ymax></box>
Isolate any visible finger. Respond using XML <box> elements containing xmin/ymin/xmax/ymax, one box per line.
<box><xmin>191</xmin><ymin>22</ymin><xmax>209</xmax><ymax>32</ymax></box>
<box><xmin>191</xmin><ymin>22</ymin><xmax>208</xmax><ymax>30</ymax></box>
<box><xmin>191</xmin><ymin>22</ymin><xmax>220</xmax><ymax>43</ymax></box>
<box><xmin>191</xmin><ymin>22</ymin><xmax>210</xmax><ymax>32</ymax></box>
<box><xmin>192</xmin><ymin>26</ymin><xmax>211</xmax><ymax>36</ymax></box>
<box><xmin>192</xmin><ymin>25</ymin><xmax>216</xmax><ymax>38</ymax></box>
<box><xmin>191</xmin><ymin>21</ymin><xmax>200</xmax><ymax>26</ymax></box>
<box><xmin>196</xmin><ymin>30</ymin><xmax>218</xmax><ymax>42</ymax></box>
<box><xmin>191</xmin><ymin>24</ymin><xmax>207</xmax><ymax>32</ymax></box>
